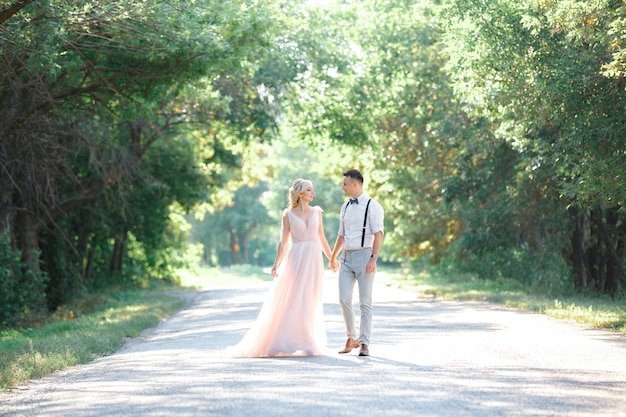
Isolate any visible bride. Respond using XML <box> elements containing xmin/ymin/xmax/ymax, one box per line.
<box><xmin>229</xmin><ymin>178</ymin><xmax>333</xmax><ymax>357</ymax></box>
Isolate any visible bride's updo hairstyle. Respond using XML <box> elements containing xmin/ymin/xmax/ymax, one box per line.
<box><xmin>289</xmin><ymin>178</ymin><xmax>312</xmax><ymax>209</ymax></box>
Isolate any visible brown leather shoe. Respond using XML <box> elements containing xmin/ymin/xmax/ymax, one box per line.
<box><xmin>358</xmin><ymin>343</ymin><xmax>370</xmax><ymax>356</ymax></box>
<box><xmin>338</xmin><ymin>338</ymin><xmax>360</xmax><ymax>354</ymax></box>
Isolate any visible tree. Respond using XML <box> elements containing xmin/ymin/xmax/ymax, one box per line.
<box><xmin>0</xmin><ymin>0</ymin><xmax>283</xmax><ymax>324</ymax></box>
<box><xmin>440</xmin><ymin>0</ymin><xmax>626</xmax><ymax>294</ymax></box>
<box><xmin>282</xmin><ymin>0</ymin><xmax>626</xmax><ymax>295</ymax></box>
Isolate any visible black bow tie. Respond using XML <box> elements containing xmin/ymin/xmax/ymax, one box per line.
<box><xmin>349</xmin><ymin>198</ymin><xmax>359</xmax><ymax>205</ymax></box>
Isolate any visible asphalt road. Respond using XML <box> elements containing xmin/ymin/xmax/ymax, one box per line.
<box><xmin>2</xmin><ymin>272</ymin><xmax>626</xmax><ymax>417</ymax></box>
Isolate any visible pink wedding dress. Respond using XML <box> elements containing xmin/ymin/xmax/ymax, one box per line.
<box><xmin>229</xmin><ymin>206</ymin><xmax>327</xmax><ymax>357</ymax></box>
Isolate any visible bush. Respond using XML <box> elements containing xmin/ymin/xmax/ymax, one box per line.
<box><xmin>440</xmin><ymin>240</ymin><xmax>574</xmax><ymax>297</ymax></box>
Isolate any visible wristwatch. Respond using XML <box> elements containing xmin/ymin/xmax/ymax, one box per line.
<box><xmin>370</xmin><ymin>254</ymin><xmax>379</xmax><ymax>260</ymax></box>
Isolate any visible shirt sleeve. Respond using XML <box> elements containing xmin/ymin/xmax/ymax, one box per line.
<box><xmin>337</xmin><ymin>202</ymin><xmax>348</xmax><ymax>237</ymax></box>
<box><xmin>368</xmin><ymin>199</ymin><xmax>384</xmax><ymax>235</ymax></box>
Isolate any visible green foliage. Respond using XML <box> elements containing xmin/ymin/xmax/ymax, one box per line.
<box><xmin>3</xmin><ymin>0</ymin><xmax>626</xmax><ymax>333</ymax></box>
<box><xmin>279</xmin><ymin>0</ymin><xmax>626</xmax><ymax>296</ymax></box>
<box><xmin>190</xmin><ymin>182</ymin><xmax>274</xmax><ymax>266</ymax></box>
<box><xmin>282</xmin><ymin>3</ymin><xmax>374</xmax><ymax>145</ymax></box>
<box><xmin>0</xmin><ymin>232</ymin><xmax>49</xmax><ymax>329</ymax></box>
<box><xmin>187</xmin><ymin>129</ymin><xmax>348</xmax><ymax>269</ymax></box>
<box><xmin>446</xmin><ymin>243</ymin><xmax>574</xmax><ymax>296</ymax></box>
<box><xmin>442</xmin><ymin>0</ymin><xmax>626</xmax><ymax>208</ymax></box>
<box><xmin>1</xmin><ymin>0</ymin><xmax>291</xmax><ymax>326</ymax></box>
<box><xmin>437</xmin><ymin>0</ymin><xmax>626</xmax><ymax>294</ymax></box>
<box><xmin>0</xmin><ymin>232</ymin><xmax>24</xmax><ymax>328</ymax></box>
<box><xmin>38</xmin><ymin>127</ymin><xmax>213</xmax><ymax>309</ymax></box>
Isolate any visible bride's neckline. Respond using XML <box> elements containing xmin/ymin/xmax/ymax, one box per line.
<box><xmin>290</xmin><ymin>207</ymin><xmax>316</xmax><ymax>226</ymax></box>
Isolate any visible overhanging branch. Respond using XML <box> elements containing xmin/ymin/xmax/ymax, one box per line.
<box><xmin>0</xmin><ymin>0</ymin><xmax>36</xmax><ymax>25</ymax></box>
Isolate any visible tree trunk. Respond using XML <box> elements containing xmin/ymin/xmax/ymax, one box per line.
<box><xmin>109</xmin><ymin>231</ymin><xmax>128</xmax><ymax>278</ymax></box>
<box><xmin>569</xmin><ymin>207</ymin><xmax>585</xmax><ymax>291</ymax></box>
<box><xmin>587</xmin><ymin>210</ymin><xmax>602</xmax><ymax>291</ymax></box>
<box><xmin>230</xmin><ymin>229</ymin><xmax>240</xmax><ymax>265</ymax></box>
<box><xmin>0</xmin><ymin>0</ymin><xmax>36</xmax><ymax>25</ymax></box>
<box><xmin>14</xmin><ymin>209</ymin><xmax>46</xmax><ymax>315</ymax></box>
<box><xmin>597</xmin><ymin>209</ymin><xmax>624</xmax><ymax>298</ymax></box>
<box><xmin>76</xmin><ymin>217</ymin><xmax>91</xmax><ymax>261</ymax></box>
<box><xmin>0</xmin><ymin>175</ymin><xmax>13</xmax><ymax>235</ymax></box>
<box><xmin>239</xmin><ymin>230</ymin><xmax>250</xmax><ymax>264</ymax></box>
<box><xmin>84</xmin><ymin>239</ymin><xmax>96</xmax><ymax>281</ymax></box>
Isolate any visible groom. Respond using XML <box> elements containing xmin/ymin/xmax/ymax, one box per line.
<box><xmin>330</xmin><ymin>169</ymin><xmax>384</xmax><ymax>357</ymax></box>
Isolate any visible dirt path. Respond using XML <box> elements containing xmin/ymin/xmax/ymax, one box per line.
<box><xmin>2</xmin><ymin>273</ymin><xmax>626</xmax><ymax>417</ymax></box>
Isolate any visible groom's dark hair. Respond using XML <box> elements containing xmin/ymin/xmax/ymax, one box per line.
<box><xmin>343</xmin><ymin>169</ymin><xmax>364</xmax><ymax>184</ymax></box>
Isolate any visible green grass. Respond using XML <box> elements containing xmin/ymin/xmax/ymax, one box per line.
<box><xmin>378</xmin><ymin>266</ymin><xmax>626</xmax><ymax>334</ymax></box>
<box><xmin>0</xmin><ymin>289</ymin><xmax>184</xmax><ymax>392</ymax></box>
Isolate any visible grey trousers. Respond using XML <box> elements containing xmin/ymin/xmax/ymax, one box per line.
<box><xmin>338</xmin><ymin>248</ymin><xmax>375</xmax><ymax>345</ymax></box>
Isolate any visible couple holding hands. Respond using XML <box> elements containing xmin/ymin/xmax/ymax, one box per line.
<box><xmin>230</xmin><ymin>169</ymin><xmax>384</xmax><ymax>358</ymax></box>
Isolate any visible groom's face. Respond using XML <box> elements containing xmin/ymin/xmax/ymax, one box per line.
<box><xmin>342</xmin><ymin>177</ymin><xmax>357</xmax><ymax>197</ymax></box>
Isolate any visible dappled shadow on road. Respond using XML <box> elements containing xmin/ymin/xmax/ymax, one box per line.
<box><xmin>6</xmin><ymin>350</ymin><xmax>623</xmax><ymax>417</ymax></box>
<box><xmin>374</xmin><ymin>300</ymin><xmax>506</xmax><ymax>342</ymax></box>
<box><xmin>2</xmin><ymin>283</ymin><xmax>626</xmax><ymax>417</ymax></box>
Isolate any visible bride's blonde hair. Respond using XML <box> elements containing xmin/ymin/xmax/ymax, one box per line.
<box><xmin>289</xmin><ymin>178</ymin><xmax>313</xmax><ymax>209</ymax></box>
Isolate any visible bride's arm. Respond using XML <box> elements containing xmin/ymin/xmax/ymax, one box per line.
<box><xmin>317</xmin><ymin>209</ymin><xmax>333</xmax><ymax>261</ymax></box>
<box><xmin>271</xmin><ymin>211</ymin><xmax>291</xmax><ymax>276</ymax></box>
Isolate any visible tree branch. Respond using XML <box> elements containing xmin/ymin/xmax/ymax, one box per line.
<box><xmin>44</xmin><ymin>121</ymin><xmax>163</xmax><ymax>223</ymax></box>
<box><xmin>0</xmin><ymin>0</ymin><xmax>36</xmax><ymax>25</ymax></box>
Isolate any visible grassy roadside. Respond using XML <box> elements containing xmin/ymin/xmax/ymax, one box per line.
<box><xmin>377</xmin><ymin>266</ymin><xmax>626</xmax><ymax>334</ymax></box>
<box><xmin>0</xmin><ymin>289</ymin><xmax>184</xmax><ymax>392</ymax></box>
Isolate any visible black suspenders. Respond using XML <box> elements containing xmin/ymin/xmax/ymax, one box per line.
<box><xmin>343</xmin><ymin>198</ymin><xmax>372</xmax><ymax>248</ymax></box>
<box><xmin>361</xmin><ymin>199</ymin><xmax>372</xmax><ymax>247</ymax></box>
